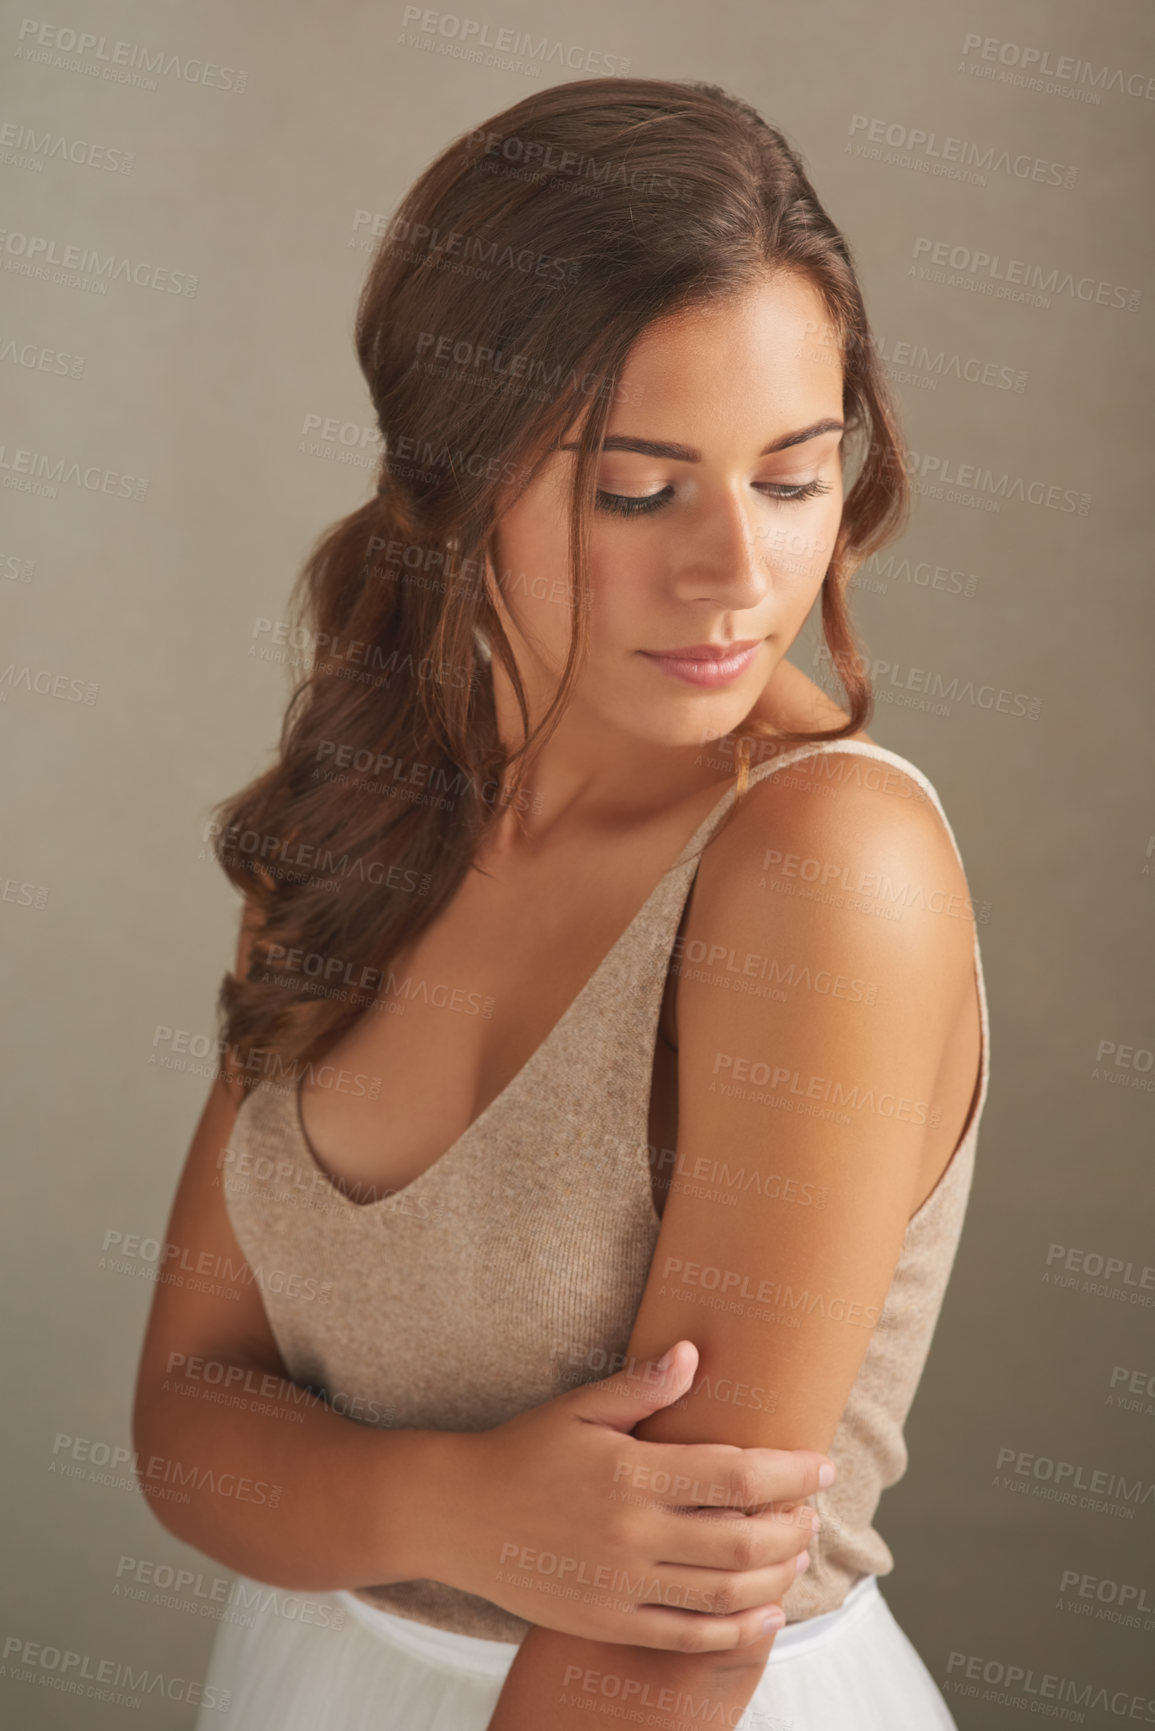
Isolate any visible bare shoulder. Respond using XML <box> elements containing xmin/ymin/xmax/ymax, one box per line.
<box><xmin>694</xmin><ymin>728</ymin><xmax>976</xmax><ymax>997</ymax></box>
<box><xmin>724</xmin><ymin>736</ymin><xmax>966</xmax><ymax>900</ymax></box>
<box><xmin>735</xmin><ymin>658</ymin><xmax>963</xmax><ymax>884</ymax></box>
<box><xmin>632</xmin><ymin>691</ymin><xmax>978</xmax><ymax>1455</ymax></box>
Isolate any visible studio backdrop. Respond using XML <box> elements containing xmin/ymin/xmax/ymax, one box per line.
<box><xmin>3</xmin><ymin>1</ymin><xmax>1152</xmax><ymax>1726</ymax></box>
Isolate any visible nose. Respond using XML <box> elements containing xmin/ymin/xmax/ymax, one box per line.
<box><xmin>668</xmin><ymin>484</ymin><xmax>773</xmax><ymax>611</ymax></box>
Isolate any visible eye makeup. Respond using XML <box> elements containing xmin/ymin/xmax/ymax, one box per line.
<box><xmin>594</xmin><ymin>478</ymin><xmax>832</xmax><ymax>518</ymax></box>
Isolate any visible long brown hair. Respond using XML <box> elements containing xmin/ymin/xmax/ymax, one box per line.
<box><xmin>211</xmin><ymin>76</ymin><xmax>909</xmax><ymax>1089</ymax></box>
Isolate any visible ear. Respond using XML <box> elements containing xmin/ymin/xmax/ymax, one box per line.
<box><xmin>472</xmin><ymin>542</ymin><xmax>499</xmax><ymax>661</ymax></box>
<box><xmin>481</xmin><ymin>527</ymin><xmax>534</xmax><ymax>655</ymax></box>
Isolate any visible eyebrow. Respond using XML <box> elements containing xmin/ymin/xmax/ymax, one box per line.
<box><xmin>559</xmin><ymin>419</ymin><xmax>845</xmax><ymax>462</ymax></box>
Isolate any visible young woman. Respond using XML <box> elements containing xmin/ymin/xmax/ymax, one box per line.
<box><xmin>133</xmin><ymin>77</ymin><xmax>988</xmax><ymax>1730</ymax></box>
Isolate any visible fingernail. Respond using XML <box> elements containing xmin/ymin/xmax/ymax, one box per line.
<box><xmin>655</xmin><ymin>1346</ymin><xmax>675</xmax><ymax>1373</ymax></box>
<box><xmin>818</xmin><ymin>1463</ymin><xmax>836</xmax><ymax>1488</ymax></box>
<box><xmin>762</xmin><ymin>1609</ymin><xmax>786</xmax><ymax>1634</ymax></box>
<box><xmin>794</xmin><ymin>1550</ymin><xmax>811</xmax><ymax>1576</ymax></box>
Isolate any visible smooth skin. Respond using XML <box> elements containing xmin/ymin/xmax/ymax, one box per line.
<box><xmin>132</xmin><ymin>270</ymin><xmax>981</xmax><ymax>1727</ymax></box>
<box><xmin>476</xmin><ymin>274</ymin><xmax>979</xmax><ymax>1723</ymax></box>
<box><xmin>131</xmin><ymin>1010</ymin><xmax>823</xmax><ymax>1654</ymax></box>
<box><xmin>131</xmin><ymin>274</ymin><xmax>847</xmax><ymax>1666</ymax></box>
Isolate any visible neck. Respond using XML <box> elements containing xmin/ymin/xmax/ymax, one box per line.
<box><xmin>484</xmin><ymin>655</ymin><xmax>744</xmax><ymax>852</ymax></box>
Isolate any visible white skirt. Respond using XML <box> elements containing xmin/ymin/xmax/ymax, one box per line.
<box><xmin>193</xmin><ymin>1570</ymin><xmax>958</xmax><ymax>1729</ymax></box>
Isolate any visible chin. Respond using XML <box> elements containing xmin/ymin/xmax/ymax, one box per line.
<box><xmin>616</xmin><ymin>703</ymin><xmax>751</xmax><ymax>752</ymax></box>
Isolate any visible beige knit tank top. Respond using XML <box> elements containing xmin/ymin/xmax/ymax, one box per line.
<box><xmin>223</xmin><ymin>740</ymin><xmax>991</xmax><ymax>1643</ymax></box>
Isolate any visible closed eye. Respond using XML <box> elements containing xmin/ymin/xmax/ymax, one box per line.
<box><xmin>595</xmin><ymin>478</ymin><xmax>832</xmax><ymax>518</ymax></box>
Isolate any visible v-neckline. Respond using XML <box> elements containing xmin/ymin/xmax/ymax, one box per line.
<box><xmin>267</xmin><ymin>738</ymin><xmax>988</xmax><ymax>1229</ymax></box>
<box><xmin>289</xmin><ymin>773</ymin><xmax>742</xmax><ymax>1213</ymax></box>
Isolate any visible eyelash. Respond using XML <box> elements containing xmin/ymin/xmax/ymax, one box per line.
<box><xmin>594</xmin><ymin>479</ymin><xmax>832</xmax><ymax>518</ymax></box>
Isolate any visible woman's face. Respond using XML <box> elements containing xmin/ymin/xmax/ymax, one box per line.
<box><xmin>487</xmin><ymin>271</ymin><xmax>846</xmax><ymax>751</ymax></box>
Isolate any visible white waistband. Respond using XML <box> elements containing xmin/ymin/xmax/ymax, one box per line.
<box><xmin>336</xmin><ymin>1591</ymin><xmax>522</xmax><ymax>1681</ymax></box>
<box><xmin>334</xmin><ymin>1574</ymin><xmax>881</xmax><ymax>1683</ymax></box>
<box><xmin>770</xmin><ymin>1571</ymin><xmax>880</xmax><ymax>1658</ymax></box>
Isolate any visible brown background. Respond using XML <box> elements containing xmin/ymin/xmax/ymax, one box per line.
<box><xmin>3</xmin><ymin>0</ymin><xmax>1153</xmax><ymax>1724</ymax></box>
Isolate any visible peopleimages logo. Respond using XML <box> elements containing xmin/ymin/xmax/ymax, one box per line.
<box><xmin>911</xmin><ymin>236</ymin><xmax>1141</xmax><ymax>312</ymax></box>
<box><xmin>872</xmin><ymin>334</ymin><xmax>1026</xmax><ymax>395</ymax></box>
<box><xmin>2</xmin><ymin>1634</ymin><xmax>231</xmax><ymax>1713</ymax></box>
<box><xmin>0</xmin><ymin>119</ymin><xmax>135</xmax><ymax>174</ymax></box>
<box><xmin>15</xmin><ymin>18</ymin><xmax>248</xmax><ymax>93</ymax></box>
<box><xmin>847</xmin><ymin>114</ymin><xmax>1077</xmax><ymax>189</ymax></box>
<box><xmin>397</xmin><ymin>7</ymin><xmax>631</xmax><ymax>76</ymax></box>
<box><xmin>959</xmin><ymin>32</ymin><xmax>1155</xmax><ymax>103</ymax></box>
<box><xmin>0</xmin><ymin>226</ymin><xmax>198</xmax><ymax>295</ymax></box>
<box><xmin>899</xmin><ymin>447</ymin><xmax>1090</xmax><ymax>515</ymax></box>
<box><xmin>0</xmin><ymin>663</ymin><xmax>98</xmax><ymax>702</ymax></box>
<box><xmin>0</xmin><ymin>442</ymin><xmax>148</xmax><ymax>501</ymax></box>
<box><xmin>943</xmin><ymin>1649</ymin><xmax>1155</xmax><ymax>1721</ymax></box>
<box><xmin>811</xmin><ymin>643</ymin><xmax>1042</xmax><ymax>724</ymax></box>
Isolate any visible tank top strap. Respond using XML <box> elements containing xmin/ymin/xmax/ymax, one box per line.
<box><xmin>671</xmin><ymin>739</ymin><xmax>959</xmax><ymax>872</ymax></box>
<box><xmin>666</xmin><ymin>737</ymin><xmax>991</xmax><ymax>1134</ymax></box>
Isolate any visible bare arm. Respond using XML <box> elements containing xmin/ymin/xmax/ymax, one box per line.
<box><xmin>130</xmin><ymin>899</ymin><xmax>464</xmax><ymax>1589</ymax></box>
<box><xmin>486</xmin><ymin>756</ymin><xmax>977</xmax><ymax>1727</ymax></box>
<box><xmin>132</xmin><ymin>897</ymin><xmax>825</xmax><ymax>1641</ymax></box>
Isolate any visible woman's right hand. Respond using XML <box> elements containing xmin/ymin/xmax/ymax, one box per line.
<box><xmin>433</xmin><ymin>1339</ymin><xmax>830</xmax><ymax>1654</ymax></box>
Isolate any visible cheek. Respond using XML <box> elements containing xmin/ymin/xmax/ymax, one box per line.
<box><xmin>766</xmin><ymin>497</ymin><xmax>842</xmax><ymax>587</ymax></box>
<box><xmin>497</xmin><ymin>505</ymin><xmax>562</xmax><ymax>590</ymax></box>
<box><xmin>587</xmin><ymin>536</ymin><xmax>661</xmax><ymax>640</ymax></box>
<box><xmin>492</xmin><ymin>494</ymin><xmax>572</xmax><ymax>641</ymax></box>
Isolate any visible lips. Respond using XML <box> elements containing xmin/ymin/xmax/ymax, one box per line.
<box><xmin>649</xmin><ymin>640</ymin><xmax>761</xmax><ymax>661</ymax></box>
<box><xmin>637</xmin><ymin>639</ymin><xmax>764</xmax><ymax>689</ymax></box>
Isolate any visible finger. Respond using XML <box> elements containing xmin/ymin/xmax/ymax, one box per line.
<box><xmin>648</xmin><ymin>1502</ymin><xmax>820</xmax><ymax>1570</ymax></box>
<box><xmin>619</xmin><ymin>1439</ymin><xmax>834</xmax><ymax>1512</ymax></box>
<box><xmin>574</xmin><ymin>1340</ymin><xmax>700</xmax><ymax>1433</ymax></box>
<box><xmin>705</xmin><ymin>1445</ymin><xmax>835</xmax><ymax>1513</ymax></box>
<box><xmin>639</xmin><ymin>1552</ymin><xmax>809</xmax><ymax>1618</ymax></box>
<box><xmin>587</xmin><ymin>1599</ymin><xmax>788</xmax><ymax>1655</ymax></box>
